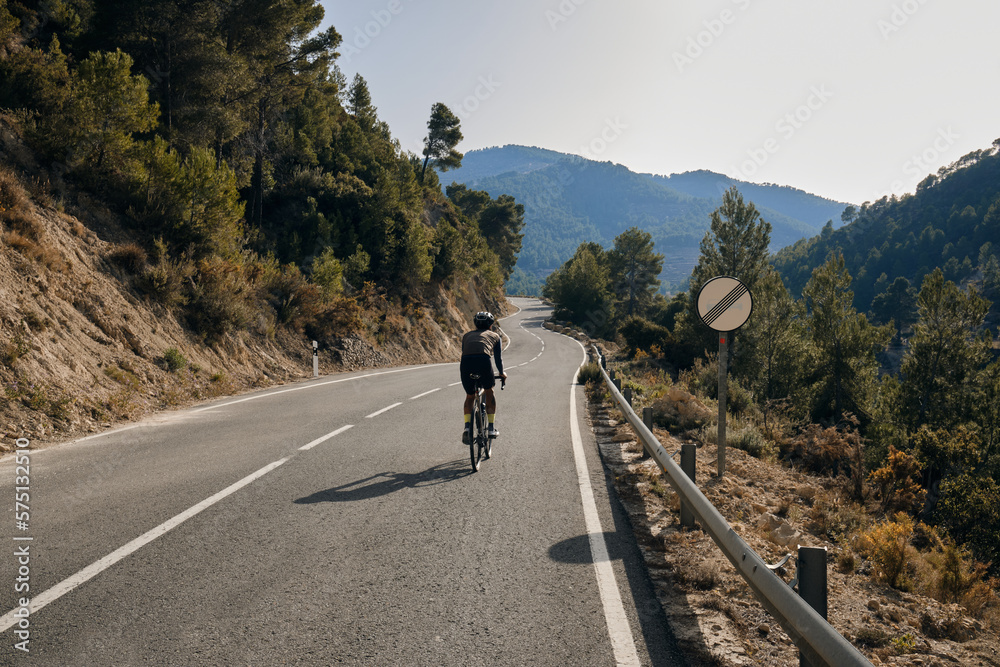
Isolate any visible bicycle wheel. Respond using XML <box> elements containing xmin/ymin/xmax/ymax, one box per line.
<box><xmin>470</xmin><ymin>398</ymin><xmax>484</xmax><ymax>472</ymax></box>
<box><xmin>483</xmin><ymin>405</ymin><xmax>492</xmax><ymax>460</ymax></box>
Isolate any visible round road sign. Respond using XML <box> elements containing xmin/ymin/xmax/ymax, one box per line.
<box><xmin>697</xmin><ymin>276</ymin><xmax>753</xmax><ymax>331</ymax></box>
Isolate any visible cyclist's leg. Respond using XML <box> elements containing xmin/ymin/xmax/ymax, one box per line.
<box><xmin>483</xmin><ymin>387</ymin><xmax>499</xmax><ymax>437</ymax></box>
<box><xmin>460</xmin><ymin>357</ymin><xmax>478</xmax><ymax>443</ymax></box>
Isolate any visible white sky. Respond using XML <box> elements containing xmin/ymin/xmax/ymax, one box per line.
<box><xmin>322</xmin><ymin>0</ymin><xmax>1000</xmax><ymax>205</ymax></box>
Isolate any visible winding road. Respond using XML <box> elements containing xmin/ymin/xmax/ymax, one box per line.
<box><xmin>0</xmin><ymin>298</ymin><xmax>686</xmax><ymax>665</ymax></box>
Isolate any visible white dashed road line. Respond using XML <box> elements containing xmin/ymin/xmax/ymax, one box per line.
<box><xmin>299</xmin><ymin>425</ymin><xmax>354</xmax><ymax>451</ymax></box>
<box><xmin>409</xmin><ymin>388</ymin><xmax>441</xmax><ymax>400</ymax></box>
<box><xmin>365</xmin><ymin>403</ymin><xmax>402</xmax><ymax>419</ymax></box>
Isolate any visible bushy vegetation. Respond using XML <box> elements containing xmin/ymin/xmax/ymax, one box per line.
<box><xmin>554</xmin><ymin>166</ymin><xmax>1000</xmax><ymax>618</ymax></box>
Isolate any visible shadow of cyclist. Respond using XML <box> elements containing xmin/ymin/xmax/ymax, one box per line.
<box><xmin>293</xmin><ymin>459</ymin><xmax>470</xmax><ymax>504</ymax></box>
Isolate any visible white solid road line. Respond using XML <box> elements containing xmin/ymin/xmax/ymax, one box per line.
<box><xmin>365</xmin><ymin>402</ymin><xmax>402</xmax><ymax>419</ymax></box>
<box><xmin>567</xmin><ymin>338</ymin><xmax>641</xmax><ymax>666</ymax></box>
<box><xmin>299</xmin><ymin>425</ymin><xmax>354</xmax><ymax>451</ymax></box>
<box><xmin>0</xmin><ymin>457</ymin><xmax>291</xmax><ymax>633</ymax></box>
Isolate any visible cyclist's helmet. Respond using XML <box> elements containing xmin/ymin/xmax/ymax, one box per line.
<box><xmin>473</xmin><ymin>311</ymin><xmax>495</xmax><ymax>330</ymax></box>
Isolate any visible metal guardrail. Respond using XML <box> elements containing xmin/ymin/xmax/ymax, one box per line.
<box><xmin>590</xmin><ymin>346</ymin><xmax>872</xmax><ymax>667</ymax></box>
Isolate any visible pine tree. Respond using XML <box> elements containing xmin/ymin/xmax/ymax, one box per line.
<box><xmin>420</xmin><ymin>102</ymin><xmax>462</xmax><ymax>183</ymax></box>
<box><xmin>803</xmin><ymin>253</ymin><xmax>893</xmax><ymax>422</ymax></box>
<box><xmin>70</xmin><ymin>48</ymin><xmax>160</xmax><ymax>173</ymax></box>
<box><xmin>899</xmin><ymin>268</ymin><xmax>991</xmax><ymax>429</ymax></box>
<box><xmin>607</xmin><ymin>227</ymin><xmax>662</xmax><ymax>319</ymax></box>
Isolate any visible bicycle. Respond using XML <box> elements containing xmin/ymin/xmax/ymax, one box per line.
<box><xmin>468</xmin><ymin>373</ymin><xmax>505</xmax><ymax>472</ymax></box>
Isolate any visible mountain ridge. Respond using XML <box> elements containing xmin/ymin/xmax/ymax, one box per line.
<box><xmin>442</xmin><ymin>145</ymin><xmax>852</xmax><ymax>291</ymax></box>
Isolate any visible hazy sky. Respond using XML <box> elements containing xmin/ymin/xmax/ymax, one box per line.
<box><xmin>322</xmin><ymin>1</ymin><xmax>1000</xmax><ymax>205</ymax></box>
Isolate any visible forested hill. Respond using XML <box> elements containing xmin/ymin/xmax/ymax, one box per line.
<box><xmin>0</xmin><ymin>0</ymin><xmax>522</xmax><ymax>341</ymax></box>
<box><xmin>443</xmin><ymin>145</ymin><xmax>850</xmax><ymax>292</ymax></box>
<box><xmin>773</xmin><ymin>139</ymin><xmax>1000</xmax><ymax>320</ymax></box>
<box><xmin>0</xmin><ymin>0</ymin><xmax>528</xmax><ymax>441</ymax></box>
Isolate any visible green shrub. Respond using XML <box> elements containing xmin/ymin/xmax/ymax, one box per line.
<box><xmin>577</xmin><ymin>362</ymin><xmax>603</xmax><ymax>385</ymax></box>
<box><xmin>139</xmin><ymin>240</ymin><xmax>193</xmax><ymax>309</ymax></box>
<box><xmin>163</xmin><ymin>348</ymin><xmax>187</xmax><ymax>372</ymax></box>
<box><xmin>186</xmin><ymin>257</ymin><xmax>252</xmax><ymax>341</ymax></box>
<box><xmin>311</xmin><ymin>247</ymin><xmax>344</xmax><ymax>298</ymax></box>
<box><xmin>934</xmin><ymin>473</ymin><xmax>1000</xmax><ymax>573</ymax></box>
<box><xmin>728</xmin><ymin>425</ymin><xmax>773</xmax><ymax>460</ymax></box>
<box><xmin>618</xmin><ymin>316</ymin><xmax>671</xmax><ymax>356</ymax></box>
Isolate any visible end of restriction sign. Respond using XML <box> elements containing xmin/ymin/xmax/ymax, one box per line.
<box><xmin>697</xmin><ymin>276</ymin><xmax>753</xmax><ymax>331</ymax></box>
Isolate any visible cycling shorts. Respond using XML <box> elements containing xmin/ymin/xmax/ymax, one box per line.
<box><xmin>460</xmin><ymin>354</ymin><xmax>495</xmax><ymax>395</ymax></box>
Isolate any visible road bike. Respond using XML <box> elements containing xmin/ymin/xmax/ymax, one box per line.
<box><xmin>468</xmin><ymin>374</ymin><xmax>504</xmax><ymax>472</ymax></box>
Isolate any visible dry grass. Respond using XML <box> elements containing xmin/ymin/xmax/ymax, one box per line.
<box><xmin>0</xmin><ymin>165</ymin><xmax>29</xmax><ymax>213</ymax></box>
<box><xmin>106</xmin><ymin>242</ymin><xmax>148</xmax><ymax>274</ymax></box>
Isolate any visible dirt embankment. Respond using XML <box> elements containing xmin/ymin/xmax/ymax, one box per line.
<box><xmin>589</xmin><ymin>392</ymin><xmax>1000</xmax><ymax>666</ymax></box>
<box><xmin>0</xmin><ymin>172</ymin><xmax>504</xmax><ymax>454</ymax></box>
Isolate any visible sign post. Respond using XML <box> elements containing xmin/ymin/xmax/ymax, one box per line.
<box><xmin>312</xmin><ymin>341</ymin><xmax>319</xmax><ymax>378</ymax></box>
<box><xmin>696</xmin><ymin>276</ymin><xmax>753</xmax><ymax>478</ymax></box>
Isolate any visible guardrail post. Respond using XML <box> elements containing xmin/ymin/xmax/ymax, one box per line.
<box><xmin>641</xmin><ymin>408</ymin><xmax>653</xmax><ymax>459</ymax></box>
<box><xmin>609</xmin><ymin>369</ymin><xmax>616</xmax><ymax>381</ymax></box>
<box><xmin>614</xmin><ymin>378</ymin><xmax>622</xmax><ymax>392</ymax></box>
<box><xmin>623</xmin><ymin>386</ymin><xmax>632</xmax><ymax>407</ymax></box>
<box><xmin>680</xmin><ymin>444</ymin><xmax>696</xmax><ymax>528</ymax></box>
<box><xmin>798</xmin><ymin>546</ymin><xmax>828</xmax><ymax>667</ymax></box>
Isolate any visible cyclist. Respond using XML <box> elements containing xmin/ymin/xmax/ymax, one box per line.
<box><xmin>460</xmin><ymin>311</ymin><xmax>506</xmax><ymax>445</ymax></box>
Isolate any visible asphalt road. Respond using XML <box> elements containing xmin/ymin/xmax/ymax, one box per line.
<box><xmin>0</xmin><ymin>298</ymin><xmax>687</xmax><ymax>666</ymax></box>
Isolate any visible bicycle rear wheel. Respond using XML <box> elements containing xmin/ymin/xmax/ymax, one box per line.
<box><xmin>483</xmin><ymin>406</ymin><xmax>492</xmax><ymax>460</ymax></box>
<box><xmin>470</xmin><ymin>399</ymin><xmax>484</xmax><ymax>472</ymax></box>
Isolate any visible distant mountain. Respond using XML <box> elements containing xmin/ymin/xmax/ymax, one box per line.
<box><xmin>442</xmin><ymin>145</ymin><xmax>851</xmax><ymax>291</ymax></box>
<box><xmin>649</xmin><ymin>170</ymin><xmax>850</xmax><ymax>230</ymax></box>
<box><xmin>772</xmin><ymin>140</ymin><xmax>1000</xmax><ymax>317</ymax></box>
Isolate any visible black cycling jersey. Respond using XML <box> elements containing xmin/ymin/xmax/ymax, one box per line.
<box><xmin>460</xmin><ymin>328</ymin><xmax>504</xmax><ymax>394</ymax></box>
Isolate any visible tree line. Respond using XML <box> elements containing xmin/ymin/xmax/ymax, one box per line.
<box><xmin>547</xmin><ymin>186</ymin><xmax>1000</xmax><ymax>573</ymax></box>
<box><xmin>0</xmin><ymin>0</ymin><xmax>524</xmax><ymax>341</ymax></box>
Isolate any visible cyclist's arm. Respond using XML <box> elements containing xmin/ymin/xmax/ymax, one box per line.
<box><xmin>493</xmin><ymin>337</ymin><xmax>505</xmax><ymax>376</ymax></box>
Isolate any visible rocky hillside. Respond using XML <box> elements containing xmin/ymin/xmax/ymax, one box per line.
<box><xmin>0</xmin><ymin>154</ymin><xmax>504</xmax><ymax>452</ymax></box>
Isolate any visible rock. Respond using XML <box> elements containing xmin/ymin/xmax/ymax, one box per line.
<box><xmin>757</xmin><ymin>623</ymin><xmax>770</xmax><ymax>635</ymax></box>
<box><xmin>756</xmin><ymin>512</ymin><xmax>802</xmax><ymax>547</ymax></box>
<box><xmin>868</xmin><ymin>599</ymin><xmax>881</xmax><ymax>612</ymax></box>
